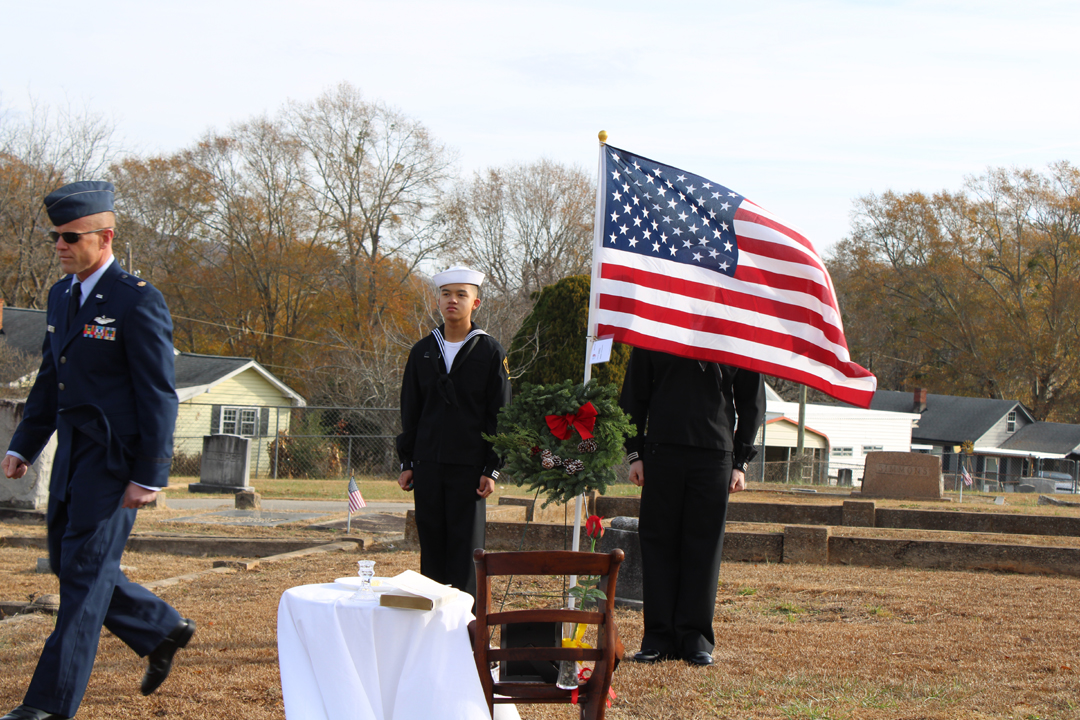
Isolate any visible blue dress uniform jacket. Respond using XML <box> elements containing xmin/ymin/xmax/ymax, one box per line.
<box><xmin>10</xmin><ymin>261</ymin><xmax>178</xmax><ymax>492</ymax></box>
<box><xmin>7</xmin><ymin>261</ymin><xmax>182</xmax><ymax>717</ymax></box>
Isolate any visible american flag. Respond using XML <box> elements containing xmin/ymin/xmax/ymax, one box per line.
<box><xmin>960</xmin><ymin>464</ymin><xmax>973</xmax><ymax>487</ymax></box>
<box><xmin>347</xmin><ymin>476</ymin><xmax>366</xmax><ymax>513</ymax></box>
<box><xmin>590</xmin><ymin>145</ymin><xmax>876</xmax><ymax>407</ymax></box>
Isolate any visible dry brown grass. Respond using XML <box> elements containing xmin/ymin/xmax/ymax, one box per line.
<box><xmin>6</xmin><ymin>488</ymin><xmax>1080</xmax><ymax>719</ymax></box>
<box><xmin>3</xmin><ymin>528</ymin><xmax>1080</xmax><ymax>720</ymax></box>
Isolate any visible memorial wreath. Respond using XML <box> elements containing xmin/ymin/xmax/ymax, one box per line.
<box><xmin>486</xmin><ymin>379</ymin><xmax>634</xmax><ymax>507</ymax></box>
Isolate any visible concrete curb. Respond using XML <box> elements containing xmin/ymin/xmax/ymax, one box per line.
<box><xmin>140</xmin><ymin>541</ymin><xmax>360</xmax><ymax>591</ymax></box>
<box><xmin>0</xmin><ymin>535</ymin><xmax>363</xmax><ymax>557</ymax></box>
<box><xmin>1</xmin><ymin>541</ymin><xmax>362</xmax><ymax>623</ymax></box>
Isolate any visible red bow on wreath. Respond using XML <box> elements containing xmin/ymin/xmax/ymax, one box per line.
<box><xmin>545</xmin><ymin>402</ymin><xmax>598</xmax><ymax>441</ymax></box>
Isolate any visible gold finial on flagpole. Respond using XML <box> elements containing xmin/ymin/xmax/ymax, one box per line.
<box><xmin>598</xmin><ymin>130</ymin><xmax>608</xmax><ymax>144</ymax></box>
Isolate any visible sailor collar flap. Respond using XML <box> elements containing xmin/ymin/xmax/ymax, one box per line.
<box><xmin>429</xmin><ymin>326</ymin><xmax>488</xmax><ymax>406</ymax></box>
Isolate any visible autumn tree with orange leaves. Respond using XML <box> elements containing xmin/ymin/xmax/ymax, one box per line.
<box><xmin>830</xmin><ymin>162</ymin><xmax>1080</xmax><ymax>422</ymax></box>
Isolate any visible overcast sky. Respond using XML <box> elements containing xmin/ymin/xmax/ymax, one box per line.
<box><xmin>3</xmin><ymin>0</ymin><xmax>1077</xmax><ymax>254</ymax></box>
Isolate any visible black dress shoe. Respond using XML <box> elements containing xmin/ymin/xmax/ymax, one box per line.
<box><xmin>141</xmin><ymin>617</ymin><xmax>196</xmax><ymax>696</ymax></box>
<box><xmin>685</xmin><ymin>651</ymin><xmax>714</xmax><ymax>666</ymax></box>
<box><xmin>632</xmin><ymin>649</ymin><xmax>669</xmax><ymax>664</ymax></box>
<box><xmin>0</xmin><ymin>705</ymin><xmax>71</xmax><ymax>720</ymax></box>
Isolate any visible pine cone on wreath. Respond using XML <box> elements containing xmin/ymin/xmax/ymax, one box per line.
<box><xmin>540</xmin><ymin>449</ymin><xmax>555</xmax><ymax>469</ymax></box>
<box><xmin>564</xmin><ymin>459</ymin><xmax>585</xmax><ymax>475</ymax></box>
<box><xmin>577</xmin><ymin>438</ymin><xmax>598</xmax><ymax>454</ymax></box>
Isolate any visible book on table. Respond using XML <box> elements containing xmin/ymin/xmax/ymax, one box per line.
<box><xmin>380</xmin><ymin>570</ymin><xmax>459</xmax><ymax>611</ymax></box>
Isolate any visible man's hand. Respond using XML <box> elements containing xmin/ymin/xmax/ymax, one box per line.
<box><xmin>122</xmin><ymin>483</ymin><xmax>159</xmax><ymax>509</ymax></box>
<box><xmin>628</xmin><ymin>460</ymin><xmax>644</xmax><ymax>487</ymax></box>
<box><xmin>730</xmin><ymin>468</ymin><xmax>746</xmax><ymax>493</ymax></box>
<box><xmin>477</xmin><ymin>475</ymin><xmax>495</xmax><ymax>498</ymax></box>
<box><xmin>398</xmin><ymin>469</ymin><xmax>414</xmax><ymax>491</ymax></box>
<box><xmin>2</xmin><ymin>454</ymin><xmax>28</xmax><ymax>480</ymax></box>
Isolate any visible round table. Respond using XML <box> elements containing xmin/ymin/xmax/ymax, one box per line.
<box><xmin>278</xmin><ymin>582</ymin><xmax>516</xmax><ymax>720</ymax></box>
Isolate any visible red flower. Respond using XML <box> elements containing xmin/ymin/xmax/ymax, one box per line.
<box><xmin>585</xmin><ymin>515</ymin><xmax>604</xmax><ymax>540</ymax></box>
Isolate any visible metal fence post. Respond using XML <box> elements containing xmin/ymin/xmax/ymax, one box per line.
<box><xmin>347</xmin><ymin>436</ymin><xmax>353</xmax><ymax>478</ymax></box>
<box><xmin>273</xmin><ymin>407</ymin><xmax>281</xmax><ymax>480</ymax></box>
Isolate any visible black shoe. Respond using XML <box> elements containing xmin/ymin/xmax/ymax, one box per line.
<box><xmin>632</xmin><ymin>648</ymin><xmax>670</xmax><ymax>664</ymax></box>
<box><xmin>141</xmin><ymin>617</ymin><xmax>196</xmax><ymax>696</ymax></box>
<box><xmin>685</xmin><ymin>651</ymin><xmax>714</xmax><ymax>666</ymax></box>
<box><xmin>0</xmin><ymin>705</ymin><xmax>71</xmax><ymax>720</ymax></box>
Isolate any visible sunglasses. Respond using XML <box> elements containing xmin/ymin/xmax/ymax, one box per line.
<box><xmin>48</xmin><ymin>227</ymin><xmax>113</xmax><ymax>244</ymax></box>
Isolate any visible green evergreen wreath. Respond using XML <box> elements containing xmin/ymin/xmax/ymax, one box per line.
<box><xmin>485</xmin><ymin>379</ymin><xmax>634</xmax><ymax>507</ymax></box>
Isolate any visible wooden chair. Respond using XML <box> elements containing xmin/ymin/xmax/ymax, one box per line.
<box><xmin>470</xmin><ymin>548</ymin><xmax>625</xmax><ymax>720</ymax></box>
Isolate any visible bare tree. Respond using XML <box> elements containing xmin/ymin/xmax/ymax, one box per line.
<box><xmin>288</xmin><ymin>83</ymin><xmax>456</xmax><ymax>332</ymax></box>
<box><xmin>445</xmin><ymin>159</ymin><xmax>594</xmax><ymax>348</ymax></box>
<box><xmin>0</xmin><ymin>98</ymin><xmax>120</xmax><ymax>308</ymax></box>
<box><xmin>179</xmin><ymin>117</ymin><xmax>334</xmax><ymax>372</ymax></box>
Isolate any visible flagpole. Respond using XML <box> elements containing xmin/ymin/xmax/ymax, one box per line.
<box><xmin>583</xmin><ymin>129</ymin><xmax>609</xmax><ymax>389</ymax></box>
<box><xmin>569</xmin><ymin>131</ymin><xmax>610</xmax><ymax>599</ymax></box>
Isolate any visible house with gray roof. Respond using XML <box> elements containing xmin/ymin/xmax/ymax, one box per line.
<box><xmin>867</xmin><ymin>389</ymin><xmax>1035</xmax><ymax>450</ymax></box>
<box><xmin>864</xmin><ymin>389</ymin><xmax>1080</xmax><ymax>491</ymax></box>
<box><xmin>0</xmin><ymin>304</ymin><xmax>306</xmax><ymax>479</ymax></box>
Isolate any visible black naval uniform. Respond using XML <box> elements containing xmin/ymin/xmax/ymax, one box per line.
<box><xmin>619</xmin><ymin>347</ymin><xmax>765</xmax><ymax>659</ymax></box>
<box><xmin>397</xmin><ymin>323</ymin><xmax>511</xmax><ymax>598</ymax></box>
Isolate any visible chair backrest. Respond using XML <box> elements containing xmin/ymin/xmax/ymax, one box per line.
<box><xmin>471</xmin><ymin>548</ymin><xmax>625</xmax><ymax>720</ymax></box>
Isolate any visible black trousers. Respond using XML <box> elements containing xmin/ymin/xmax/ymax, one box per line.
<box><xmin>638</xmin><ymin>444</ymin><xmax>732</xmax><ymax>658</ymax></box>
<box><xmin>412</xmin><ymin>461</ymin><xmax>486</xmax><ymax>599</ymax></box>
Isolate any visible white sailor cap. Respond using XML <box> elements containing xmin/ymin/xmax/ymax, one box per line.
<box><xmin>432</xmin><ymin>266</ymin><xmax>485</xmax><ymax>288</ymax></box>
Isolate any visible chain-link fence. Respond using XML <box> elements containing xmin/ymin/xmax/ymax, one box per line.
<box><xmin>941</xmin><ymin>452</ymin><xmax>1078</xmax><ymax>493</ymax></box>
<box><xmin>171</xmin><ymin>404</ymin><xmax>402</xmax><ymax>480</ymax></box>
<box><xmin>170</xmin><ymin>404</ymin><xmax>1078</xmax><ymax>494</ymax></box>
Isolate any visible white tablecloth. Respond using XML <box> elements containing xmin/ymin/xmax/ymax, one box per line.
<box><xmin>278</xmin><ymin>583</ymin><xmax>518</xmax><ymax>720</ymax></box>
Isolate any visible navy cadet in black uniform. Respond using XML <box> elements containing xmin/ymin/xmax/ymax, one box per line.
<box><xmin>396</xmin><ymin>266</ymin><xmax>511</xmax><ymax>599</ymax></box>
<box><xmin>2</xmin><ymin>182</ymin><xmax>194</xmax><ymax>720</ymax></box>
<box><xmin>619</xmin><ymin>347</ymin><xmax>765</xmax><ymax>667</ymax></box>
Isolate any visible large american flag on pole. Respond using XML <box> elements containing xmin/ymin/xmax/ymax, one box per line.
<box><xmin>589</xmin><ymin>144</ymin><xmax>876</xmax><ymax>407</ymax></box>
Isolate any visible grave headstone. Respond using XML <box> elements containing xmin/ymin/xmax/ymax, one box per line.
<box><xmin>859</xmin><ymin>452</ymin><xmax>944</xmax><ymax>500</ymax></box>
<box><xmin>598</xmin><ymin>516</ymin><xmax>643</xmax><ymax>610</ymax></box>
<box><xmin>0</xmin><ymin>399</ymin><xmax>55</xmax><ymax>511</ymax></box>
<box><xmin>187</xmin><ymin>435</ymin><xmax>254</xmax><ymax>493</ymax></box>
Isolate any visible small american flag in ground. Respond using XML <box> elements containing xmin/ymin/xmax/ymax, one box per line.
<box><xmin>961</xmin><ymin>464</ymin><xmax>973</xmax><ymax>487</ymax></box>
<box><xmin>590</xmin><ymin>144</ymin><xmax>876</xmax><ymax>407</ymax></box>
<box><xmin>348</xmin><ymin>476</ymin><xmax>366</xmax><ymax>513</ymax></box>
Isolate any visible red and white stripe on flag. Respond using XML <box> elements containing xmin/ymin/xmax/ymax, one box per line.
<box><xmin>961</xmin><ymin>465</ymin><xmax>973</xmax><ymax>487</ymax></box>
<box><xmin>591</xmin><ymin>145</ymin><xmax>876</xmax><ymax>407</ymax></box>
<box><xmin>348</xmin><ymin>477</ymin><xmax>366</xmax><ymax>513</ymax></box>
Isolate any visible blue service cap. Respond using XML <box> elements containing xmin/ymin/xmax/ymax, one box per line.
<box><xmin>44</xmin><ymin>181</ymin><xmax>115</xmax><ymax>226</ymax></box>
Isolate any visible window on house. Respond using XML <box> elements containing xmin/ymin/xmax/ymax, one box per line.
<box><xmin>833</xmin><ymin>447</ymin><xmax>853</xmax><ymax>457</ymax></box>
<box><xmin>1006</xmin><ymin>411</ymin><xmax>1016</xmax><ymax>433</ymax></box>
<box><xmin>863</xmin><ymin>445</ymin><xmax>884</xmax><ymax>454</ymax></box>
<box><xmin>221</xmin><ymin>407</ymin><xmax>259</xmax><ymax>436</ymax></box>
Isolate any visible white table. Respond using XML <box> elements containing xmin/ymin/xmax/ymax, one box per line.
<box><xmin>278</xmin><ymin>583</ymin><xmax>518</xmax><ymax>720</ymax></box>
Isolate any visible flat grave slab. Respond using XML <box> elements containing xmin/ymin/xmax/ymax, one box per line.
<box><xmin>310</xmin><ymin>512</ymin><xmax>406</xmax><ymax>533</ymax></box>
<box><xmin>165</xmin><ymin>510</ymin><xmax>328</xmax><ymax>527</ymax></box>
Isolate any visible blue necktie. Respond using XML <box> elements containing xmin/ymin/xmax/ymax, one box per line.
<box><xmin>68</xmin><ymin>281</ymin><xmax>81</xmax><ymax>327</ymax></box>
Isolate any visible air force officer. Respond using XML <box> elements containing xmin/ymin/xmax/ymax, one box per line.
<box><xmin>2</xmin><ymin>181</ymin><xmax>194</xmax><ymax>720</ymax></box>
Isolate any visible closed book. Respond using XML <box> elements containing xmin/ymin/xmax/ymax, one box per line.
<box><xmin>380</xmin><ymin>570</ymin><xmax>459</xmax><ymax>611</ymax></box>
<box><xmin>379</xmin><ymin>591</ymin><xmax>451</xmax><ymax>611</ymax></box>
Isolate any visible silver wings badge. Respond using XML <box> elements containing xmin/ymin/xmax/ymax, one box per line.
<box><xmin>94</xmin><ymin>316</ymin><xmax>116</xmax><ymax>325</ymax></box>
